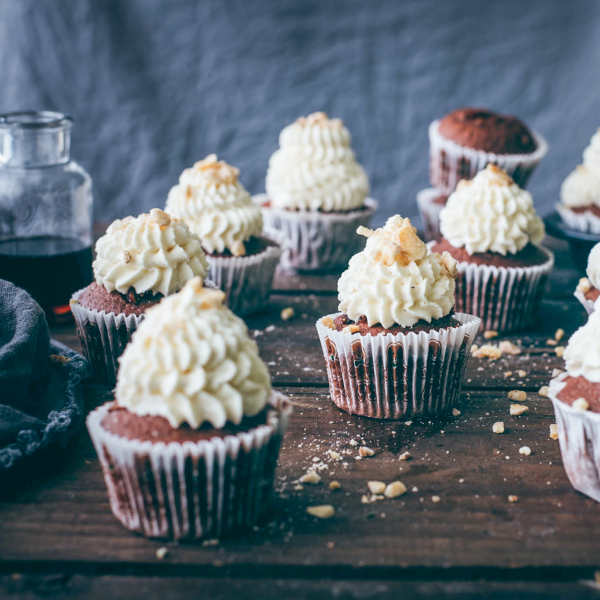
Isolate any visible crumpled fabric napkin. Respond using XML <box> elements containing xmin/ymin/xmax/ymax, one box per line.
<box><xmin>0</xmin><ymin>280</ymin><xmax>89</xmax><ymax>470</ymax></box>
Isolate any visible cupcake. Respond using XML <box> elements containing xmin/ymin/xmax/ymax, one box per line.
<box><xmin>415</xmin><ymin>188</ymin><xmax>449</xmax><ymax>242</ymax></box>
<box><xmin>557</xmin><ymin>128</ymin><xmax>600</xmax><ymax>233</ymax></box>
<box><xmin>256</xmin><ymin>112</ymin><xmax>377</xmax><ymax>271</ymax></box>
<box><xmin>166</xmin><ymin>154</ymin><xmax>283</xmax><ymax>315</ymax></box>
<box><xmin>549</xmin><ymin>304</ymin><xmax>600</xmax><ymax>502</ymax></box>
<box><xmin>70</xmin><ymin>209</ymin><xmax>208</xmax><ymax>383</ymax></box>
<box><xmin>431</xmin><ymin>165</ymin><xmax>554</xmax><ymax>332</ymax></box>
<box><xmin>87</xmin><ymin>279</ymin><xmax>292</xmax><ymax>539</ymax></box>
<box><xmin>574</xmin><ymin>242</ymin><xmax>600</xmax><ymax>314</ymax></box>
<box><xmin>429</xmin><ymin>107</ymin><xmax>547</xmax><ymax>195</ymax></box>
<box><xmin>315</xmin><ymin>216</ymin><xmax>480</xmax><ymax>419</ymax></box>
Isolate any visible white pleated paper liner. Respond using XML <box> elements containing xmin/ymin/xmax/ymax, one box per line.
<box><xmin>556</xmin><ymin>203</ymin><xmax>600</xmax><ymax>235</ymax></box>
<box><xmin>428</xmin><ymin>120</ymin><xmax>548</xmax><ymax>194</ymax></box>
<box><xmin>206</xmin><ymin>230</ymin><xmax>285</xmax><ymax>316</ymax></box>
<box><xmin>428</xmin><ymin>243</ymin><xmax>555</xmax><ymax>332</ymax></box>
<box><xmin>253</xmin><ymin>195</ymin><xmax>378</xmax><ymax>271</ymax></box>
<box><xmin>316</xmin><ymin>312</ymin><xmax>480</xmax><ymax>420</ymax></box>
<box><xmin>549</xmin><ymin>373</ymin><xmax>600</xmax><ymax>503</ymax></box>
<box><xmin>574</xmin><ymin>289</ymin><xmax>595</xmax><ymax>315</ymax></box>
<box><xmin>86</xmin><ymin>392</ymin><xmax>292</xmax><ymax>540</ymax></box>
<box><xmin>416</xmin><ymin>187</ymin><xmax>447</xmax><ymax>242</ymax></box>
<box><xmin>70</xmin><ymin>288</ymin><xmax>146</xmax><ymax>385</ymax></box>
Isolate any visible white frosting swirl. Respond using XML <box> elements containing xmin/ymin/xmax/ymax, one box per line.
<box><xmin>439</xmin><ymin>164</ymin><xmax>545</xmax><ymax>255</ymax></box>
<box><xmin>586</xmin><ymin>242</ymin><xmax>600</xmax><ymax>289</ymax></box>
<box><xmin>115</xmin><ymin>279</ymin><xmax>272</xmax><ymax>429</ymax></box>
<box><xmin>337</xmin><ymin>216</ymin><xmax>457</xmax><ymax>329</ymax></box>
<box><xmin>564</xmin><ymin>300</ymin><xmax>600</xmax><ymax>383</ymax></box>
<box><xmin>166</xmin><ymin>155</ymin><xmax>263</xmax><ymax>256</ymax></box>
<box><xmin>583</xmin><ymin>128</ymin><xmax>600</xmax><ymax>178</ymax></box>
<box><xmin>265</xmin><ymin>112</ymin><xmax>370</xmax><ymax>212</ymax></box>
<box><xmin>560</xmin><ymin>165</ymin><xmax>600</xmax><ymax>208</ymax></box>
<box><xmin>93</xmin><ymin>209</ymin><xmax>208</xmax><ymax>296</ymax></box>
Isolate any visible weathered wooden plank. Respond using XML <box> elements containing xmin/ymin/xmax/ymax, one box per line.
<box><xmin>2</xmin><ymin>574</ymin><xmax>600</xmax><ymax>600</ymax></box>
<box><xmin>1</xmin><ymin>386</ymin><xmax>599</xmax><ymax>573</ymax></box>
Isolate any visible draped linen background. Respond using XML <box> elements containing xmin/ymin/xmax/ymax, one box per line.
<box><xmin>1</xmin><ymin>0</ymin><xmax>599</xmax><ymax>228</ymax></box>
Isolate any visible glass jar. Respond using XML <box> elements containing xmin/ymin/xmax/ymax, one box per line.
<box><xmin>0</xmin><ymin>111</ymin><xmax>93</xmax><ymax>318</ymax></box>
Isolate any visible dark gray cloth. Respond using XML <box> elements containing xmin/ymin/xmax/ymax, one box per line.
<box><xmin>0</xmin><ymin>280</ymin><xmax>88</xmax><ymax>470</ymax></box>
<box><xmin>1</xmin><ymin>0</ymin><xmax>599</xmax><ymax>229</ymax></box>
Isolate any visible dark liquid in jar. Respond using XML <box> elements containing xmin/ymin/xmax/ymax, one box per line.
<box><xmin>0</xmin><ymin>236</ymin><xmax>93</xmax><ymax>316</ymax></box>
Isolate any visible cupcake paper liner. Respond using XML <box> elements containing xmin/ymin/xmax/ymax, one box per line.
<box><xmin>254</xmin><ymin>195</ymin><xmax>378</xmax><ymax>271</ymax></box>
<box><xmin>549</xmin><ymin>373</ymin><xmax>600</xmax><ymax>503</ymax></box>
<box><xmin>70</xmin><ymin>289</ymin><xmax>146</xmax><ymax>385</ymax></box>
<box><xmin>86</xmin><ymin>392</ymin><xmax>292</xmax><ymax>539</ymax></box>
<box><xmin>574</xmin><ymin>289</ymin><xmax>595</xmax><ymax>315</ymax></box>
<box><xmin>556</xmin><ymin>203</ymin><xmax>600</xmax><ymax>235</ymax></box>
<box><xmin>316</xmin><ymin>312</ymin><xmax>480</xmax><ymax>419</ymax></box>
<box><xmin>431</xmin><ymin>244</ymin><xmax>555</xmax><ymax>332</ymax></box>
<box><xmin>428</xmin><ymin>120</ymin><xmax>548</xmax><ymax>194</ymax></box>
<box><xmin>416</xmin><ymin>187</ymin><xmax>447</xmax><ymax>242</ymax></box>
<box><xmin>206</xmin><ymin>231</ymin><xmax>284</xmax><ymax>316</ymax></box>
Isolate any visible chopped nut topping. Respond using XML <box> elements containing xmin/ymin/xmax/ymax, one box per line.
<box><xmin>123</xmin><ymin>250</ymin><xmax>132</xmax><ymax>263</ymax></box>
<box><xmin>49</xmin><ymin>354</ymin><xmax>70</xmax><ymax>364</ymax></box>
<box><xmin>555</xmin><ymin>328</ymin><xmax>565</xmax><ymax>341</ymax></box>
<box><xmin>551</xmin><ymin>369</ymin><xmax>564</xmax><ymax>378</ymax></box>
<box><xmin>517</xmin><ymin>370</ymin><xmax>527</xmax><ymax>378</ymax></box>
<box><xmin>538</xmin><ymin>386</ymin><xmax>550</xmax><ymax>398</ymax></box>
<box><xmin>349</xmin><ymin>439</ymin><xmax>358</xmax><ymax>447</ymax></box>
<box><xmin>398</xmin><ymin>451</ymin><xmax>411</xmax><ymax>461</ymax></box>
<box><xmin>508</xmin><ymin>495</ymin><xmax>519</xmax><ymax>503</ymax></box>
<box><xmin>306</xmin><ymin>505</ymin><xmax>335</xmax><ymax>519</ymax></box>
<box><xmin>546</xmin><ymin>339</ymin><xmax>558</xmax><ymax>346</ymax></box>
<box><xmin>472</xmin><ymin>344</ymin><xmax>502</xmax><ymax>360</ymax></box>
<box><xmin>361</xmin><ymin>494</ymin><xmax>370</xmax><ymax>504</ymax></box>
<box><xmin>452</xmin><ymin>408</ymin><xmax>461</xmax><ymax>417</ymax></box>
<box><xmin>280</xmin><ymin>307</ymin><xmax>295</xmax><ymax>321</ymax></box>
<box><xmin>554</xmin><ymin>346</ymin><xmax>565</xmax><ymax>358</ymax></box>
<box><xmin>359</xmin><ymin>446</ymin><xmax>375</xmax><ymax>457</ymax></box>
<box><xmin>327</xmin><ymin>541</ymin><xmax>335</xmax><ymax>549</ymax></box>
<box><xmin>230</xmin><ymin>240</ymin><xmax>246</xmax><ymax>257</ymax></box>
<box><xmin>492</xmin><ymin>421</ymin><xmax>505</xmax><ymax>434</ymax></box>
<box><xmin>577</xmin><ymin>277</ymin><xmax>591</xmax><ymax>293</ymax></box>
<box><xmin>329</xmin><ymin>481</ymin><xmax>341</xmax><ymax>491</ymax></box>
<box><xmin>155</xmin><ymin>547</ymin><xmax>169</xmax><ymax>560</ymax></box>
<box><xmin>431</xmin><ymin>495</ymin><xmax>441</xmax><ymax>503</ymax></box>
<box><xmin>322</xmin><ymin>316</ymin><xmax>335</xmax><ymax>330</ymax></box>
<box><xmin>367</xmin><ymin>481</ymin><xmax>386</xmax><ymax>494</ymax></box>
<box><xmin>328</xmin><ymin>450</ymin><xmax>341</xmax><ymax>460</ymax></box>
<box><xmin>384</xmin><ymin>481</ymin><xmax>407</xmax><ymax>499</ymax></box>
<box><xmin>519</xmin><ymin>446</ymin><xmax>531</xmax><ymax>456</ymax></box>
<box><xmin>510</xmin><ymin>404</ymin><xmax>529</xmax><ymax>416</ymax></box>
<box><xmin>504</xmin><ymin>371</ymin><xmax>513</xmax><ymax>378</ymax></box>
<box><xmin>294</xmin><ymin>484</ymin><xmax>304</xmax><ymax>491</ymax></box>
<box><xmin>483</xmin><ymin>330</ymin><xmax>499</xmax><ymax>339</ymax></box>
<box><xmin>572</xmin><ymin>398</ymin><xmax>590</xmax><ymax>411</ymax></box>
<box><xmin>550</xmin><ymin>424</ymin><xmax>559</xmax><ymax>440</ymax></box>
<box><xmin>149</xmin><ymin>208</ymin><xmax>171</xmax><ymax>227</ymax></box>
<box><xmin>499</xmin><ymin>340</ymin><xmax>521</xmax><ymax>355</ymax></box>
<box><xmin>342</xmin><ymin>324</ymin><xmax>360</xmax><ymax>334</ymax></box>
<box><xmin>508</xmin><ymin>390</ymin><xmax>527</xmax><ymax>402</ymax></box>
<box><xmin>300</xmin><ymin>471</ymin><xmax>321</xmax><ymax>485</ymax></box>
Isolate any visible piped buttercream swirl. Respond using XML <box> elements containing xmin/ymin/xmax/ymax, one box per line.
<box><xmin>561</xmin><ymin>128</ymin><xmax>600</xmax><ymax>208</ymax></box>
<box><xmin>93</xmin><ymin>209</ymin><xmax>208</xmax><ymax>296</ymax></box>
<box><xmin>563</xmin><ymin>299</ymin><xmax>600</xmax><ymax>383</ymax></box>
<box><xmin>337</xmin><ymin>216</ymin><xmax>457</xmax><ymax>329</ymax></box>
<box><xmin>439</xmin><ymin>164</ymin><xmax>545</xmax><ymax>255</ymax></box>
<box><xmin>115</xmin><ymin>279</ymin><xmax>272</xmax><ymax>429</ymax></box>
<box><xmin>266</xmin><ymin>112</ymin><xmax>369</xmax><ymax>212</ymax></box>
<box><xmin>166</xmin><ymin>154</ymin><xmax>263</xmax><ymax>256</ymax></box>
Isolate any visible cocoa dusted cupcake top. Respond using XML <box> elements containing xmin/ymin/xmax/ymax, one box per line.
<box><xmin>337</xmin><ymin>216</ymin><xmax>457</xmax><ymax>329</ymax></box>
<box><xmin>115</xmin><ymin>278</ymin><xmax>272</xmax><ymax>429</ymax></box>
<box><xmin>439</xmin><ymin>165</ymin><xmax>545</xmax><ymax>256</ymax></box>
<box><xmin>438</xmin><ymin>108</ymin><xmax>537</xmax><ymax>155</ymax></box>
<box><xmin>166</xmin><ymin>154</ymin><xmax>263</xmax><ymax>257</ymax></box>
<box><xmin>93</xmin><ymin>209</ymin><xmax>208</xmax><ymax>297</ymax></box>
<box><xmin>266</xmin><ymin>112</ymin><xmax>370</xmax><ymax>212</ymax></box>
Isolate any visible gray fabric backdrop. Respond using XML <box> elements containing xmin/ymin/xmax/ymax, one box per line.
<box><xmin>1</xmin><ymin>0</ymin><xmax>599</xmax><ymax>228</ymax></box>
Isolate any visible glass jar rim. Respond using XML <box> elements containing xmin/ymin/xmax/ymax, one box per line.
<box><xmin>0</xmin><ymin>111</ymin><xmax>73</xmax><ymax>130</ymax></box>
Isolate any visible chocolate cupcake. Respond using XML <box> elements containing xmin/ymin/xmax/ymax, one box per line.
<box><xmin>432</xmin><ymin>165</ymin><xmax>554</xmax><ymax>332</ymax></box>
<box><xmin>549</xmin><ymin>306</ymin><xmax>600</xmax><ymax>502</ymax></box>
<box><xmin>87</xmin><ymin>280</ymin><xmax>291</xmax><ymax>539</ymax></box>
<box><xmin>429</xmin><ymin>107</ymin><xmax>547</xmax><ymax>194</ymax></box>
<box><xmin>574</xmin><ymin>242</ymin><xmax>600</xmax><ymax>314</ymax></box>
<box><xmin>416</xmin><ymin>188</ymin><xmax>449</xmax><ymax>242</ymax></box>
<box><xmin>70</xmin><ymin>209</ymin><xmax>208</xmax><ymax>383</ymax></box>
<box><xmin>316</xmin><ymin>216</ymin><xmax>480</xmax><ymax>419</ymax></box>
<box><xmin>256</xmin><ymin>112</ymin><xmax>377</xmax><ymax>271</ymax></box>
<box><xmin>166</xmin><ymin>154</ymin><xmax>283</xmax><ymax>315</ymax></box>
<box><xmin>558</xmin><ymin>128</ymin><xmax>600</xmax><ymax>233</ymax></box>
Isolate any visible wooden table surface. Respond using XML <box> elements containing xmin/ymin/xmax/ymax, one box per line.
<box><xmin>2</xmin><ymin>236</ymin><xmax>600</xmax><ymax>600</ymax></box>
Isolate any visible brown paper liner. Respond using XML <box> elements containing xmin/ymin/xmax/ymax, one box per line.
<box><xmin>87</xmin><ymin>392</ymin><xmax>292</xmax><ymax>539</ymax></box>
